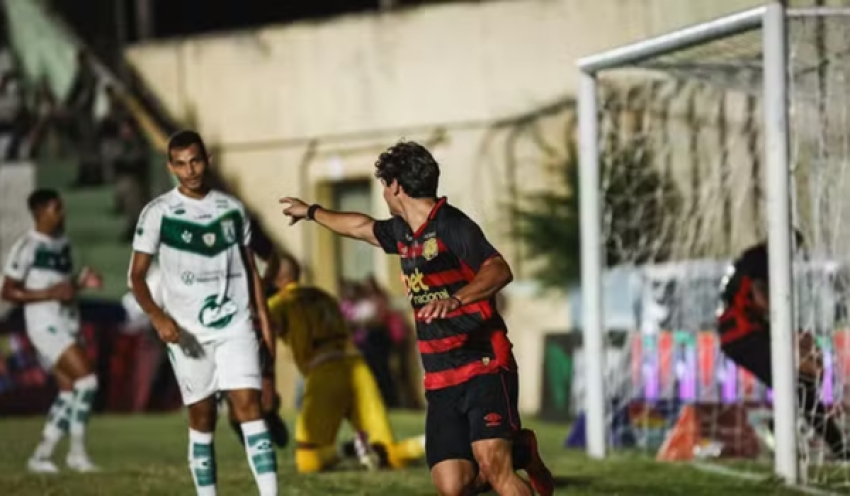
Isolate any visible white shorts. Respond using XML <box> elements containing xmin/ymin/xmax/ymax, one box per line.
<box><xmin>166</xmin><ymin>329</ymin><xmax>261</xmax><ymax>406</ymax></box>
<box><xmin>27</xmin><ymin>320</ymin><xmax>79</xmax><ymax>369</ymax></box>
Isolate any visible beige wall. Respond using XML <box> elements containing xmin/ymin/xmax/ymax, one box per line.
<box><xmin>126</xmin><ymin>0</ymin><xmax>769</xmax><ymax>413</ymax></box>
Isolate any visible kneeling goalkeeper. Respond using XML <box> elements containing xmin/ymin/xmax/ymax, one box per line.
<box><xmin>718</xmin><ymin>233</ymin><xmax>849</xmax><ymax>460</ymax></box>
<box><xmin>266</xmin><ymin>253</ymin><xmax>425</xmax><ymax>473</ymax></box>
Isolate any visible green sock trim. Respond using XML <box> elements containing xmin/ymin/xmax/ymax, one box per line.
<box><xmin>71</xmin><ymin>389</ymin><xmax>96</xmax><ymax>424</ymax></box>
<box><xmin>246</xmin><ymin>432</ymin><xmax>277</xmax><ymax>475</ymax></box>
<box><xmin>191</xmin><ymin>442</ymin><xmax>217</xmax><ymax>486</ymax></box>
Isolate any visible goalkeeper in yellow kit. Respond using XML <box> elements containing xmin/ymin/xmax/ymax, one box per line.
<box><xmin>267</xmin><ymin>254</ymin><xmax>425</xmax><ymax>473</ymax></box>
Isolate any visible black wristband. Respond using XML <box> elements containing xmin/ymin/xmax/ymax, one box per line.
<box><xmin>307</xmin><ymin>204</ymin><xmax>321</xmax><ymax>221</ymax></box>
<box><xmin>451</xmin><ymin>296</ymin><xmax>464</xmax><ymax>308</ymax></box>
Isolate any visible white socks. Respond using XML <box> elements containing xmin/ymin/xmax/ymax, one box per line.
<box><xmin>241</xmin><ymin>420</ymin><xmax>278</xmax><ymax>496</ymax></box>
<box><xmin>187</xmin><ymin>420</ymin><xmax>277</xmax><ymax>496</ymax></box>
<box><xmin>33</xmin><ymin>390</ymin><xmax>73</xmax><ymax>459</ymax></box>
<box><xmin>188</xmin><ymin>429</ymin><xmax>217</xmax><ymax>496</ymax></box>
<box><xmin>68</xmin><ymin>374</ymin><xmax>98</xmax><ymax>458</ymax></box>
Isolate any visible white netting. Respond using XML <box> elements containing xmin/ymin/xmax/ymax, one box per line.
<box><xmin>592</xmin><ymin>8</ymin><xmax>850</xmax><ymax>490</ymax></box>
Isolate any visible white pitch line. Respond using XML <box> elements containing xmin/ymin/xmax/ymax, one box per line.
<box><xmin>690</xmin><ymin>462</ymin><xmax>841</xmax><ymax>496</ymax></box>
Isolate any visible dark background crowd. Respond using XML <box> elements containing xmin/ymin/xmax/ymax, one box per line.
<box><xmin>0</xmin><ymin>44</ymin><xmax>151</xmax><ymax>242</ymax></box>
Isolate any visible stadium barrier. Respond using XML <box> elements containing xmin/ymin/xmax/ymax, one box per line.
<box><xmin>0</xmin><ymin>299</ymin><xmax>181</xmax><ymax>415</ymax></box>
<box><xmin>565</xmin><ymin>328</ymin><xmax>850</xmax><ymax>459</ymax></box>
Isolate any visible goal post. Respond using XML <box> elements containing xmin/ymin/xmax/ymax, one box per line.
<box><xmin>576</xmin><ymin>2</ymin><xmax>799</xmax><ymax>483</ymax></box>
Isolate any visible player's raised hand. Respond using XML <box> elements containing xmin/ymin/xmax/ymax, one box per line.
<box><xmin>49</xmin><ymin>281</ymin><xmax>76</xmax><ymax>302</ymax></box>
<box><xmin>417</xmin><ymin>297</ymin><xmax>461</xmax><ymax>324</ymax></box>
<box><xmin>77</xmin><ymin>266</ymin><xmax>103</xmax><ymax>290</ymax></box>
<box><xmin>279</xmin><ymin>197</ymin><xmax>309</xmax><ymax>225</ymax></box>
<box><xmin>151</xmin><ymin>312</ymin><xmax>181</xmax><ymax>344</ymax></box>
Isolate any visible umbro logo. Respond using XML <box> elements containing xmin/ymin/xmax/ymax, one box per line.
<box><xmin>484</xmin><ymin>413</ymin><xmax>502</xmax><ymax>427</ymax></box>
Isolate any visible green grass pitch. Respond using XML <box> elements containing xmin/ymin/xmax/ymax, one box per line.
<box><xmin>0</xmin><ymin>411</ymin><xmax>818</xmax><ymax>495</ymax></box>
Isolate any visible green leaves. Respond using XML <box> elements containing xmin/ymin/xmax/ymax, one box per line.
<box><xmin>512</xmin><ymin>135</ymin><xmax>680</xmax><ymax>292</ymax></box>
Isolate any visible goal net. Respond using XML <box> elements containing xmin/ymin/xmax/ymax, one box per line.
<box><xmin>577</xmin><ymin>4</ymin><xmax>850</xmax><ymax>490</ymax></box>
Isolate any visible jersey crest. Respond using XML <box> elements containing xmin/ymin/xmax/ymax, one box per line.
<box><xmin>221</xmin><ymin>219</ymin><xmax>237</xmax><ymax>244</ymax></box>
<box><xmin>422</xmin><ymin>238</ymin><xmax>439</xmax><ymax>261</ymax></box>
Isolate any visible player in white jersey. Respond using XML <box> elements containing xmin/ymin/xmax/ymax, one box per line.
<box><xmin>128</xmin><ymin>130</ymin><xmax>278</xmax><ymax>496</ymax></box>
<box><xmin>1</xmin><ymin>189</ymin><xmax>103</xmax><ymax>473</ymax></box>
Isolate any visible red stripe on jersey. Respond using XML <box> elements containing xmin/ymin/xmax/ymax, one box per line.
<box><xmin>423</xmin><ymin>269</ymin><xmax>468</xmax><ymax>287</ymax></box>
<box><xmin>418</xmin><ymin>334</ymin><xmax>468</xmax><ymax>354</ymax></box>
<box><xmin>398</xmin><ymin>238</ymin><xmax>450</xmax><ymax>259</ymax></box>
<box><xmin>424</xmin><ymin>360</ymin><xmax>502</xmax><ymax>390</ymax></box>
<box><xmin>490</xmin><ymin>329</ymin><xmax>513</xmax><ymax>365</ymax></box>
<box><xmin>414</xmin><ymin>300</ymin><xmax>490</xmax><ymax>322</ymax></box>
<box><xmin>397</xmin><ymin>241</ymin><xmax>409</xmax><ymax>257</ymax></box>
<box><xmin>456</xmin><ymin>258</ymin><xmax>497</xmax><ymax>319</ymax></box>
<box><xmin>459</xmin><ymin>257</ymin><xmax>476</xmax><ymax>280</ymax></box>
<box><xmin>421</xmin><ymin>331</ymin><xmax>515</xmax><ymax>390</ymax></box>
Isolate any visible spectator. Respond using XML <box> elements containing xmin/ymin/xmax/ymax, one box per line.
<box><xmin>66</xmin><ymin>50</ymin><xmax>102</xmax><ymax>187</ymax></box>
<box><xmin>355</xmin><ymin>277</ymin><xmax>399</xmax><ymax>408</ymax></box>
<box><xmin>0</xmin><ymin>71</ymin><xmax>23</xmax><ymax>159</ymax></box>
<box><xmin>109</xmin><ymin>118</ymin><xmax>151</xmax><ymax>241</ymax></box>
<box><xmin>339</xmin><ymin>279</ymin><xmax>363</xmax><ymax>327</ymax></box>
<box><xmin>15</xmin><ymin>78</ymin><xmax>59</xmax><ymax>160</ymax></box>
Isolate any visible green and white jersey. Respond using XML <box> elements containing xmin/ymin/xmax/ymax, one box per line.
<box><xmin>3</xmin><ymin>230</ymin><xmax>79</xmax><ymax>333</ymax></box>
<box><xmin>133</xmin><ymin>188</ymin><xmax>254</xmax><ymax>342</ymax></box>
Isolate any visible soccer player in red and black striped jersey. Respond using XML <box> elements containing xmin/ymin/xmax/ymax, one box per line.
<box><xmin>718</xmin><ymin>233</ymin><xmax>849</xmax><ymax>460</ymax></box>
<box><xmin>280</xmin><ymin>141</ymin><xmax>553</xmax><ymax>496</ymax></box>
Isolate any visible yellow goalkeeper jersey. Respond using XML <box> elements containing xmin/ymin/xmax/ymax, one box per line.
<box><xmin>267</xmin><ymin>283</ymin><xmax>356</xmax><ymax>376</ymax></box>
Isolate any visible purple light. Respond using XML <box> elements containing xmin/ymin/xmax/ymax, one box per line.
<box><xmin>643</xmin><ymin>336</ymin><xmax>659</xmax><ymax>401</ymax></box>
<box><xmin>722</xmin><ymin>358</ymin><xmax>737</xmax><ymax>403</ymax></box>
<box><xmin>822</xmin><ymin>349</ymin><xmax>834</xmax><ymax>404</ymax></box>
<box><xmin>678</xmin><ymin>342</ymin><xmax>696</xmax><ymax>402</ymax></box>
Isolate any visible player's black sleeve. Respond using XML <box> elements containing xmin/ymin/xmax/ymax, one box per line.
<box><xmin>440</xmin><ymin>215</ymin><xmax>500</xmax><ymax>272</ymax></box>
<box><xmin>373</xmin><ymin>218</ymin><xmax>400</xmax><ymax>254</ymax></box>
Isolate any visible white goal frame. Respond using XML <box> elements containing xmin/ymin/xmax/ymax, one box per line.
<box><xmin>576</xmin><ymin>2</ymin><xmax>799</xmax><ymax>484</ymax></box>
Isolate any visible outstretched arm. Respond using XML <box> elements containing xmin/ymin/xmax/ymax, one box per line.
<box><xmin>279</xmin><ymin>197</ymin><xmax>382</xmax><ymax>247</ymax></box>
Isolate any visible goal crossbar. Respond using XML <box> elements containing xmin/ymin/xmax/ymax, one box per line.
<box><xmin>576</xmin><ymin>1</ymin><xmax>801</xmax><ymax>486</ymax></box>
<box><xmin>577</xmin><ymin>6</ymin><xmax>766</xmax><ymax>74</ymax></box>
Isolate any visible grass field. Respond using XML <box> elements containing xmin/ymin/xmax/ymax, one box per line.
<box><xmin>0</xmin><ymin>411</ymin><xmax>828</xmax><ymax>495</ymax></box>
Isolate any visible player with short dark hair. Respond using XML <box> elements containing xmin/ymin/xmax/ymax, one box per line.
<box><xmin>280</xmin><ymin>141</ymin><xmax>553</xmax><ymax>496</ymax></box>
<box><xmin>2</xmin><ymin>188</ymin><xmax>103</xmax><ymax>473</ymax></box>
<box><xmin>718</xmin><ymin>232</ymin><xmax>849</xmax><ymax>460</ymax></box>
<box><xmin>129</xmin><ymin>129</ymin><xmax>278</xmax><ymax>495</ymax></box>
<box><xmin>167</xmin><ymin>129</ymin><xmax>210</xmax><ymax>161</ymax></box>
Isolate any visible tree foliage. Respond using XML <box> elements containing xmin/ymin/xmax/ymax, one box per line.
<box><xmin>512</xmin><ymin>136</ymin><xmax>681</xmax><ymax>291</ymax></box>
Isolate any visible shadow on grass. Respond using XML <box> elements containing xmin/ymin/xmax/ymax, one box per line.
<box><xmin>553</xmin><ymin>474</ymin><xmax>593</xmax><ymax>488</ymax></box>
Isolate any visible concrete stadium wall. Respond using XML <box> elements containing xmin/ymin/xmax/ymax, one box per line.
<box><xmin>0</xmin><ymin>163</ymin><xmax>36</xmax><ymax>319</ymax></box>
<box><xmin>124</xmin><ymin>0</ymin><xmax>772</xmax><ymax>414</ymax></box>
